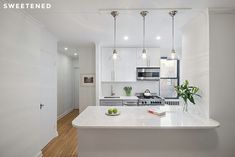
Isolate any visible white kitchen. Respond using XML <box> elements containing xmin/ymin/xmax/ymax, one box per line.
<box><xmin>0</xmin><ymin>1</ymin><xmax>235</xmax><ymax>157</ymax></box>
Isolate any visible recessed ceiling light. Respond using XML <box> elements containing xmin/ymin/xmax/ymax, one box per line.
<box><xmin>64</xmin><ymin>47</ymin><xmax>68</xmax><ymax>51</ymax></box>
<box><xmin>156</xmin><ymin>36</ymin><xmax>161</xmax><ymax>40</ymax></box>
<box><xmin>124</xmin><ymin>36</ymin><xmax>129</xmax><ymax>40</ymax></box>
<box><xmin>74</xmin><ymin>53</ymin><xmax>78</xmax><ymax>56</ymax></box>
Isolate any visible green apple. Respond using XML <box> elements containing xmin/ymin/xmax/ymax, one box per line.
<box><xmin>108</xmin><ymin>108</ymin><xmax>113</xmax><ymax>114</ymax></box>
<box><xmin>112</xmin><ymin>108</ymin><xmax>118</xmax><ymax>114</ymax></box>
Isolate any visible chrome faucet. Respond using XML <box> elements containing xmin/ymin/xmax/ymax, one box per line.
<box><xmin>111</xmin><ymin>85</ymin><xmax>115</xmax><ymax>96</ymax></box>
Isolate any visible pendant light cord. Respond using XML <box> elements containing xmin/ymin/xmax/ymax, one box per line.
<box><xmin>114</xmin><ymin>16</ymin><xmax>116</xmax><ymax>50</ymax></box>
<box><xmin>172</xmin><ymin>15</ymin><xmax>175</xmax><ymax>51</ymax></box>
<box><xmin>143</xmin><ymin>15</ymin><xmax>145</xmax><ymax>50</ymax></box>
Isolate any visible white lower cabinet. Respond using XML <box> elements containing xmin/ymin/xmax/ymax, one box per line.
<box><xmin>100</xmin><ymin>100</ymin><xmax>123</xmax><ymax>106</ymax></box>
<box><xmin>100</xmin><ymin>99</ymin><xmax>138</xmax><ymax>106</ymax></box>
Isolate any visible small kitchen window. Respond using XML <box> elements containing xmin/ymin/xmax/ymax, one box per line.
<box><xmin>160</xmin><ymin>57</ymin><xmax>180</xmax><ymax>99</ymax></box>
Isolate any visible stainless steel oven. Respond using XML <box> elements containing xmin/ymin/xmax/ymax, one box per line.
<box><xmin>136</xmin><ymin>67</ymin><xmax>160</xmax><ymax>81</ymax></box>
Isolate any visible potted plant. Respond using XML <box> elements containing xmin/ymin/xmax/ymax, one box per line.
<box><xmin>175</xmin><ymin>80</ymin><xmax>200</xmax><ymax>112</ymax></box>
<box><xmin>123</xmin><ymin>86</ymin><xmax>132</xmax><ymax>96</ymax></box>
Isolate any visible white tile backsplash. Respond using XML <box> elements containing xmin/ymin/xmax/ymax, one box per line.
<box><xmin>101</xmin><ymin>81</ymin><xmax>160</xmax><ymax>96</ymax></box>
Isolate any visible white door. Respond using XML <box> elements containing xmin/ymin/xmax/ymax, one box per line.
<box><xmin>40</xmin><ymin>49</ymin><xmax>57</xmax><ymax>148</ymax></box>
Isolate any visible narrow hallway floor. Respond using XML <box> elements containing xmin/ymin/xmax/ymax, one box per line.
<box><xmin>42</xmin><ymin>110</ymin><xmax>79</xmax><ymax>157</ymax></box>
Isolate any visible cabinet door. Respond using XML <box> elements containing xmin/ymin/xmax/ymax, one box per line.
<box><xmin>101</xmin><ymin>48</ymin><xmax>114</xmax><ymax>82</ymax></box>
<box><xmin>136</xmin><ymin>48</ymin><xmax>148</xmax><ymax>67</ymax></box>
<box><xmin>115</xmin><ymin>48</ymin><xmax>137</xmax><ymax>82</ymax></box>
<box><xmin>100</xmin><ymin>100</ymin><xmax>123</xmax><ymax>106</ymax></box>
<box><xmin>147</xmin><ymin>48</ymin><xmax>160</xmax><ymax>67</ymax></box>
<box><xmin>136</xmin><ymin>48</ymin><xmax>160</xmax><ymax>67</ymax></box>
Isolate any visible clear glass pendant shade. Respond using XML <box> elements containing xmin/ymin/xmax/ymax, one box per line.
<box><xmin>112</xmin><ymin>49</ymin><xmax>118</xmax><ymax>60</ymax></box>
<box><xmin>142</xmin><ymin>48</ymin><xmax>147</xmax><ymax>59</ymax></box>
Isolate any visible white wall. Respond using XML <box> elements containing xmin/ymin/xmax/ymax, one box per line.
<box><xmin>181</xmin><ymin>10</ymin><xmax>209</xmax><ymax>118</ymax></box>
<box><xmin>79</xmin><ymin>46</ymin><xmax>96</xmax><ymax>112</ymax></box>
<box><xmin>0</xmin><ymin>9</ymin><xmax>57</xmax><ymax>157</ymax></box>
<box><xmin>73</xmin><ymin>58</ymin><xmax>80</xmax><ymax>109</ymax></box>
<box><xmin>95</xmin><ymin>43</ymin><xmax>102</xmax><ymax>106</ymax></box>
<box><xmin>57</xmin><ymin>52</ymin><xmax>74</xmax><ymax>118</ymax></box>
<box><xmin>209</xmin><ymin>11</ymin><xmax>235</xmax><ymax>157</ymax></box>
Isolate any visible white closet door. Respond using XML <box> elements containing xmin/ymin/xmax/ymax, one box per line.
<box><xmin>39</xmin><ymin>30</ymin><xmax>57</xmax><ymax>149</ymax></box>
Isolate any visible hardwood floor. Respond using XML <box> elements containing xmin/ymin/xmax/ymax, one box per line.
<box><xmin>42</xmin><ymin>110</ymin><xmax>79</xmax><ymax>157</ymax></box>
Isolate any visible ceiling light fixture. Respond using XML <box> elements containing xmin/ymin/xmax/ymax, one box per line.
<box><xmin>74</xmin><ymin>53</ymin><xmax>78</xmax><ymax>56</ymax></box>
<box><xmin>124</xmin><ymin>36</ymin><xmax>129</xmax><ymax>40</ymax></box>
<box><xmin>156</xmin><ymin>36</ymin><xmax>161</xmax><ymax>40</ymax></box>
<box><xmin>140</xmin><ymin>11</ymin><xmax>148</xmax><ymax>59</ymax></box>
<box><xmin>111</xmin><ymin>11</ymin><xmax>119</xmax><ymax>60</ymax></box>
<box><xmin>167</xmin><ymin>10</ymin><xmax>178</xmax><ymax>60</ymax></box>
<box><xmin>64</xmin><ymin>47</ymin><xmax>68</xmax><ymax>51</ymax></box>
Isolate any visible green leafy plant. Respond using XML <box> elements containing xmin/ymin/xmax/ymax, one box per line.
<box><xmin>123</xmin><ymin>86</ymin><xmax>132</xmax><ymax>96</ymax></box>
<box><xmin>175</xmin><ymin>80</ymin><xmax>200</xmax><ymax>111</ymax></box>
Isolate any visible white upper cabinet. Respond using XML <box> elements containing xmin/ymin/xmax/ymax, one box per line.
<box><xmin>136</xmin><ymin>48</ymin><xmax>148</xmax><ymax>67</ymax></box>
<box><xmin>114</xmin><ymin>48</ymin><xmax>136</xmax><ymax>82</ymax></box>
<box><xmin>101</xmin><ymin>47</ymin><xmax>160</xmax><ymax>82</ymax></box>
<box><xmin>101</xmin><ymin>48</ymin><xmax>114</xmax><ymax>82</ymax></box>
<box><xmin>101</xmin><ymin>48</ymin><xmax>136</xmax><ymax>82</ymax></box>
<box><xmin>137</xmin><ymin>48</ymin><xmax>160</xmax><ymax>67</ymax></box>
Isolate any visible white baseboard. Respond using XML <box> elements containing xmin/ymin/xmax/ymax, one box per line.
<box><xmin>35</xmin><ymin>151</ymin><xmax>43</xmax><ymax>157</ymax></box>
<box><xmin>55</xmin><ymin>130</ymin><xmax>59</xmax><ymax>137</ymax></box>
<box><xmin>57</xmin><ymin>107</ymin><xmax>74</xmax><ymax>120</ymax></box>
<box><xmin>74</xmin><ymin>106</ymin><xmax>79</xmax><ymax>110</ymax></box>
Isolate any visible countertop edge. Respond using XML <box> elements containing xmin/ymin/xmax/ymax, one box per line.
<box><xmin>72</xmin><ymin>119</ymin><xmax>220</xmax><ymax>129</ymax></box>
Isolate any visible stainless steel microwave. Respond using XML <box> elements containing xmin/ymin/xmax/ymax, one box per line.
<box><xmin>136</xmin><ymin>67</ymin><xmax>160</xmax><ymax>81</ymax></box>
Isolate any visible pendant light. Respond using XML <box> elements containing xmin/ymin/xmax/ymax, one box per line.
<box><xmin>111</xmin><ymin>11</ymin><xmax>119</xmax><ymax>60</ymax></box>
<box><xmin>167</xmin><ymin>10</ymin><xmax>178</xmax><ymax>60</ymax></box>
<box><xmin>140</xmin><ymin>11</ymin><xmax>148</xmax><ymax>59</ymax></box>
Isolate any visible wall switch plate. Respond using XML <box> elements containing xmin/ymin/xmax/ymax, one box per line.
<box><xmin>167</xmin><ymin>79</ymin><xmax>172</xmax><ymax>86</ymax></box>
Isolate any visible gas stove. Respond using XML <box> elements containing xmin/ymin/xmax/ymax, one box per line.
<box><xmin>136</xmin><ymin>93</ymin><xmax>165</xmax><ymax>106</ymax></box>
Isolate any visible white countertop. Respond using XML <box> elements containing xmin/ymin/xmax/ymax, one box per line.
<box><xmin>99</xmin><ymin>96</ymin><xmax>138</xmax><ymax>100</ymax></box>
<box><xmin>72</xmin><ymin>106</ymin><xmax>220</xmax><ymax>129</ymax></box>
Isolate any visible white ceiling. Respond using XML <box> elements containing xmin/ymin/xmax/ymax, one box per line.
<box><xmin>13</xmin><ymin>0</ymin><xmax>235</xmax><ymax>50</ymax></box>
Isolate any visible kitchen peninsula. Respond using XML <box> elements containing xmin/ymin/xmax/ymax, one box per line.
<box><xmin>72</xmin><ymin>106</ymin><xmax>219</xmax><ymax>157</ymax></box>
